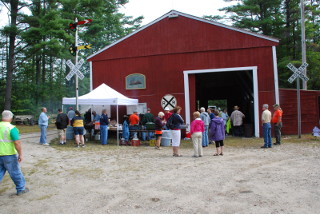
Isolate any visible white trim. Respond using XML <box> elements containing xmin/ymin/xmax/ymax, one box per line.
<box><xmin>272</xmin><ymin>46</ymin><xmax>280</xmax><ymax>104</ymax></box>
<box><xmin>90</xmin><ymin>61</ymin><xmax>93</xmax><ymax>91</ymax></box>
<box><xmin>183</xmin><ymin>66</ymin><xmax>260</xmax><ymax>137</ymax></box>
<box><xmin>87</xmin><ymin>10</ymin><xmax>279</xmax><ymax>60</ymax></box>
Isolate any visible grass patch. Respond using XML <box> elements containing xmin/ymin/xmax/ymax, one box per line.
<box><xmin>17</xmin><ymin>124</ymin><xmax>56</xmax><ymax>134</ymax></box>
<box><xmin>47</xmin><ymin>133</ymin><xmax>320</xmax><ymax>152</ymax></box>
<box><xmin>35</xmin><ymin>194</ymin><xmax>54</xmax><ymax>200</ymax></box>
<box><xmin>0</xmin><ymin>175</ymin><xmax>13</xmax><ymax>194</ymax></box>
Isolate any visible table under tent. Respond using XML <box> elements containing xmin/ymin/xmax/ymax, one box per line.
<box><xmin>62</xmin><ymin>83</ymin><xmax>139</xmax><ymax>145</ymax></box>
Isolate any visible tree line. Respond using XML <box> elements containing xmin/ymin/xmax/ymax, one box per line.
<box><xmin>205</xmin><ymin>0</ymin><xmax>320</xmax><ymax>90</ymax></box>
<box><xmin>0</xmin><ymin>0</ymin><xmax>142</xmax><ymax>115</ymax></box>
<box><xmin>1</xmin><ymin>0</ymin><xmax>319</xmax><ymax>116</ymax></box>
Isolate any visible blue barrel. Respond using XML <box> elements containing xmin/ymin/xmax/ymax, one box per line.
<box><xmin>66</xmin><ymin>126</ymin><xmax>74</xmax><ymax>140</ymax></box>
<box><xmin>162</xmin><ymin>130</ymin><xmax>172</xmax><ymax>138</ymax></box>
<box><xmin>161</xmin><ymin>137</ymin><xmax>171</xmax><ymax>146</ymax></box>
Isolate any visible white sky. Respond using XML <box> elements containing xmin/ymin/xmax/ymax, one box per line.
<box><xmin>119</xmin><ymin>0</ymin><xmax>237</xmax><ymax>25</ymax></box>
<box><xmin>0</xmin><ymin>0</ymin><xmax>237</xmax><ymax>26</ymax></box>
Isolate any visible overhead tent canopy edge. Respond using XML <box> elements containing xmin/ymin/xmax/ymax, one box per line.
<box><xmin>62</xmin><ymin>83</ymin><xmax>138</xmax><ymax>106</ymax></box>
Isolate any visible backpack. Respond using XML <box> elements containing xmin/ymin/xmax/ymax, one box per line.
<box><xmin>166</xmin><ymin>114</ymin><xmax>175</xmax><ymax>130</ymax></box>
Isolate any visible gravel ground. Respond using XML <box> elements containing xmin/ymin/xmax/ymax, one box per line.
<box><xmin>1</xmin><ymin>131</ymin><xmax>320</xmax><ymax>214</ymax></box>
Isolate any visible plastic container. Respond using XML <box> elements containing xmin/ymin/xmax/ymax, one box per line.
<box><xmin>131</xmin><ymin>139</ymin><xmax>140</xmax><ymax>146</ymax></box>
<box><xmin>66</xmin><ymin>126</ymin><xmax>74</xmax><ymax>140</ymax></box>
<box><xmin>149</xmin><ymin>139</ymin><xmax>156</xmax><ymax>147</ymax></box>
<box><xmin>161</xmin><ymin>137</ymin><xmax>171</xmax><ymax>146</ymax></box>
<box><xmin>162</xmin><ymin>130</ymin><xmax>172</xmax><ymax>138</ymax></box>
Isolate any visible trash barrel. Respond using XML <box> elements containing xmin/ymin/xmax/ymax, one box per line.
<box><xmin>66</xmin><ymin>126</ymin><xmax>74</xmax><ymax>140</ymax></box>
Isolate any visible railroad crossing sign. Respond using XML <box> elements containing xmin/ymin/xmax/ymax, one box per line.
<box><xmin>161</xmin><ymin>94</ymin><xmax>177</xmax><ymax>110</ymax></box>
<box><xmin>65</xmin><ymin>58</ymin><xmax>85</xmax><ymax>81</ymax></box>
<box><xmin>287</xmin><ymin>62</ymin><xmax>309</xmax><ymax>83</ymax></box>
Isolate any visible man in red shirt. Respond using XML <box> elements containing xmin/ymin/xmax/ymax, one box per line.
<box><xmin>129</xmin><ymin>111</ymin><xmax>140</xmax><ymax>139</ymax></box>
<box><xmin>272</xmin><ymin>104</ymin><xmax>283</xmax><ymax>145</ymax></box>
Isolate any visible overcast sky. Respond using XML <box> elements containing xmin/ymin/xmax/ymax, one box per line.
<box><xmin>119</xmin><ymin>0</ymin><xmax>237</xmax><ymax>25</ymax></box>
<box><xmin>0</xmin><ymin>0</ymin><xmax>237</xmax><ymax>26</ymax></box>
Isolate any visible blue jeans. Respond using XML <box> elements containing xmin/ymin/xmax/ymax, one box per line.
<box><xmin>129</xmin><ymin>125</ymin><xmax>139</xmax><ymax>139</ymax></box>
<box><xmin>263</xmin><ymin>123</ymin><xmax>272</xmax><ymax>147</ymax></box>
<box><xmin>39</xmin><ymin>125</ymin><xmax>47</xmax><ymax>144</ymax></box>
<box><xmin>141</xmin><ymin>128</ymin><xmax>154</xmax><ymax>141</ymax></box>
<box><xmin>100</xmin><ymin>125</ymin><xmax>108</xmax><ymax>145</ymax></box>
<box><xmin>0</xmin><ymin>155</ymin><xmax>26</xmax><ymax>193</ymax></box>
<box><xmin>202</xmin><ymin>125</ymin><xmax>209</xmax><ymax>147</ymax></box>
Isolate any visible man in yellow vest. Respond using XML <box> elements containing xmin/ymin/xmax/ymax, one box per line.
<box><xmin>0</xmin><ymin>110</ymin><xmax>29</xmax><ymax>195</ymax></box>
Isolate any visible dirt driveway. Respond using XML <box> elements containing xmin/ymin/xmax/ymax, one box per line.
<box><xmin>1</xmin><ymin>131</ymin><xmax>320</xmax><ymax>214</ymax></box>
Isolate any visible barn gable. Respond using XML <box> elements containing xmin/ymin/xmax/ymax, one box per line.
<box><xmin>88</xmin><ymin>10</ymin><xmax>279</xmax><ymax>61</ymax></box>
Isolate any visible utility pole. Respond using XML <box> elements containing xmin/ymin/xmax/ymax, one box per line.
<box><xmin>75</xmin><ymin>18</ymin><xmax>79</xmax><ymax>110</ymax></box>
<box><xmin>301</xmin><ymin>0</ymin><xmax>307</xmax><ymax>90</ymax></box>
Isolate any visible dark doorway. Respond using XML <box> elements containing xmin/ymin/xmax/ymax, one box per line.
<box><xmin>196</xmin><ymin>70</ymin><xmax>255</xmax><ymax>135</ymax></box>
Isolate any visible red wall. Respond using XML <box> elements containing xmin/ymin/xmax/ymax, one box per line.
<box><xmin>91</xmin><ymin>47</ymin><xmax>276</xmax><ymax>121</ymax></box>
<box><xmin>279</xmin><ymin>89</ymin><xmax>320</xmax><ymax>135</ymax></box>
<box><xmin>89</xmin><ymin>14</ymin><xmax>278</xmax><ymax>127</ymax></box>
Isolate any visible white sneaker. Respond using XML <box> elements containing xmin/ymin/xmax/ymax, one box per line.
<box><xmin>42</xmin><ymin>143</ymin><xmax>50</xmax><ymax>146</ymax></box>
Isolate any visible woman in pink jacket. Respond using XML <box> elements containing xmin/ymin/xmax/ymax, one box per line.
<box><xmin>190</xmin><ymin>111</ymin><xmax>205</xmax><ymax>158</ymax></box>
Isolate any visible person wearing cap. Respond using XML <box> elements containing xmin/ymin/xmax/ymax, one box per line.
<box><xmin>67</xmin><ymin>107</ymin><xmax>75</xmax><ymax>125</ymax></box>
<box><xmin>129</xmin><ymin>110</ymin><xmax>140</xmax><ymax>139</ymax></box>
<box><xmin>230</xmin><ymin>106</ymin><xmax>245</xmax><ymax>137</ymax></box>
<box><xmin>272</xmin><ymin>104</ymin><xmax>283</xmax><ymax>145</ymax></box>
<box><xmin>163</xmin><ymin>107</ymin><xmax>173</xmax><ymax>130</ymax></box>
<box><xmin>0</xmin><ymin>110</ymin><xmax>29</xmax><ymax>195</ymax></box>
<box><xmin>261</xmin><ymin>104</ymin><xmax>272</xmax><ymax>148</ymax></box>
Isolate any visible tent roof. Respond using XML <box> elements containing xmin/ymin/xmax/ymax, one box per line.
<box><xmin>62</xmin><ymin>83</ymin><xmax>138</xmax><ymax>105</ymax></box>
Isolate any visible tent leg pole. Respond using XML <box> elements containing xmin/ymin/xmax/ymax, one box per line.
<box><xmin>117</xmin><ymin>104</ymin><xmax>119</xmax><ymax>146</ymax></box>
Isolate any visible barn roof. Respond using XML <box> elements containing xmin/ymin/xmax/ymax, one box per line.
<box><xmin>87</xmin><ymin>10</ymin><xmax>279</xmax><ymax>60</ymax></box>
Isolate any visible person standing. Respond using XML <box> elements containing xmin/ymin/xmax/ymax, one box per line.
<box><xmin>230</xmin><ymin>106</ymin><xmax>245</xmax><ymax>137</ymax></box>
<box><xmin>100</xmin><ymin>109</ymin><xmax>109</xmax><ymax>145</ymax></box>
<box><xmin>71</xmin><ymin>110</ymin><xmax>85</xmax><ymax>148</ymax></box>
<box><xmin>210</xmin><ymin>111</ymin><xmax>226</xmax><ymax>156</ymax></box>
<box><xmin>67</xmin><ymin>107</ymin><xmax>75</xmax><ymax>124</ymax></box>
<box><xmin>154</xmin><ymin>112</ymin><xmax>165</xmax><ymax>149</ymax></box>
<box><xmin>169</xmin><ymin>106</ymin><xmax>184</xmax><ymax>157</ymax></box>
<box><xmin>0</xmin><ymin>110</ymin><xmax>29</xmax><ymax>195</ymax></box>
<box><xmin>163</xmin><ymin>107</ymin><xmax>172</xmax><ymax>130</ymax></box>
<box><xmin>38</xmin><ymin>107</ymin><xmax>50</xmax><ymax>145</ymax></box>
<box><xmin>129</xmin><ymin>110</ymin><xmax>140</xmax><ymax>139</ymax></box>
<box><xmin>261</xmin><ymin>104</ymin><xmax>272</xmax><ymax>148</ymax></box>
<box><xmin>200</xmin><ymin>107</ymin><xmax>210</xmax><ymax>147</ymax></box>
<box><xmin>55</xmin><ymin>109</ymin><xmax>69</xmax><ymax>145</ymax></box>
<box><xmin>92</xmin><ymin>111</ymin><xmax>101</xmax><ymax>131</ymax></box>
<box><xmin>272</xmin><ymin>104</ymin><xmax>283</xmax><ymax>145</ymax></box>
<box><xmin>207</xmin><ymin>108</ymin><xmax>215</xmax><ymax>120</ymax></box>
<box><xmin>220</xmin><ymin>108</ymin><xmax>229</xmax><ymax>125</ymax></box>
<box><xmin>190</xmin><ymin>111</ymin><xmax>204</xmax><ymax>158</ymax></box>
<box><xmin>141</xmin><ymin>108</ymin><xmax>155</xmax><ymax>141</ymax></box>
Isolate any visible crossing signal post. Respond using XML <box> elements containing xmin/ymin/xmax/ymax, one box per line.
<box><xmin>65</xmin><ymin>18</ymin><xmax>92</xmax><ymax>109</ymax></box>
<box><xmin>287</xmin><ymin>62</ymin><xmax>309</xmax><ymax>138</ymax></box>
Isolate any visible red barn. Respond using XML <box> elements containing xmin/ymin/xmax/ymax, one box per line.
<box><xmin>87</xmin><ymin>10</ymin><xmax>319</xmax><ymax>137</ymax></box>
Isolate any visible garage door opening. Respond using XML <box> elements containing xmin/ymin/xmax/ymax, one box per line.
<box><xmin>184</xmin><ymin>66</ymin><xmax>259</xmax><ymax>137</ymax></box>
<box><xmin>196</xmin><ymin>70</ymin><xmax>254</xmax><ymax>137</ymax></box>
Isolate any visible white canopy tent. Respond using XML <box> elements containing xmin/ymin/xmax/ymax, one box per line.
<box><xmin>62</xmin><ymin>83</ymin><xmax>138</xmax><ymax>145</ymax></box>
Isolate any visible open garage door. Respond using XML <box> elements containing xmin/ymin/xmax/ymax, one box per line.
<box><xmin>184</xmin><ymin>66</ymin><xmax>259</xmax><ymax>137</ymax></box>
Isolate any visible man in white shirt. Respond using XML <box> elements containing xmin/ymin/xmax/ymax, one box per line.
<box><xmin>261</xmin><ymin>104</ymin><xmax>272</xmax><ymax>148</ymax></box>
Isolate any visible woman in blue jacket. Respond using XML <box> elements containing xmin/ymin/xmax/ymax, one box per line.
<box><xmin>100</xmin><ymin>109</ymin><xmax>109</xmax><ymax>145</ymax></box>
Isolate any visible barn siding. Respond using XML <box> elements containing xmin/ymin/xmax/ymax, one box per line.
<box><xmin>89</xmin><ymin>15</ymin><xmax>277</xmax><ymax>62</ymax></box>
<box><xmin>279</xmin><ymin>89</ymin><xmax>320</xmax><ymax>135</ymax></box>
<box><xmin>92</xmin><ymin>46</ymin><xmax>275</xmax><ymax>120</ymax></box>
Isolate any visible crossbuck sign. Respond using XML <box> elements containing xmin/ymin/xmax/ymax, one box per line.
<box><xmin>287</xmin><ymin>62</ymin><xmax>309</xmax><ymax>83</ymax></box>
<box><xmin>65</xmin><ymin>58</ymin><xmax>85</xmax><ymax>81</ymax></box>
